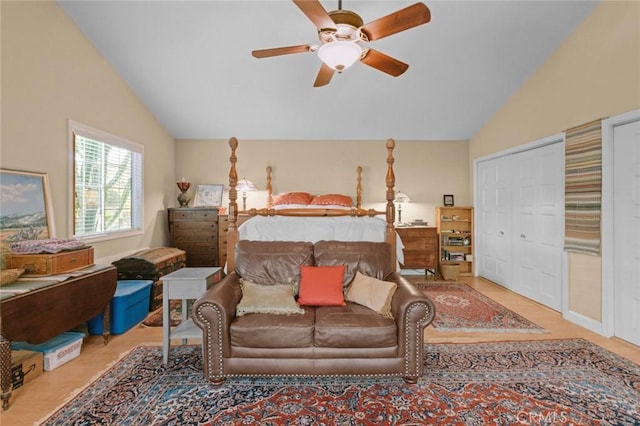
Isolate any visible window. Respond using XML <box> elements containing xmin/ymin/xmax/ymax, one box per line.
<box><xmin>69</xmin><ymin>121</ymin><xmax>143</xmax><ymax>241</ymax></box>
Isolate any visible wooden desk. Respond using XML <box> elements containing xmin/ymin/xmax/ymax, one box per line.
<box><xmin>0</xmin><ymin>265</ymin><xmax>117</xmax><ymax>410</ymax></box>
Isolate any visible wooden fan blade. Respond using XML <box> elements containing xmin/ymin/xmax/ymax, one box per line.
<box><xmin>361</xmin><ymin>3</ymin><xmax>431</xmax><ymax>42</ymax></box>
<box><xmin>360</xmin><ymin>49</ymin><xmax>409</xmax><ymax>77</ymax></box>
<box><xmin>252</xmin><ymin>45</ymin><xmax>312</xmax><ymax>58</ymax></box>
<box><xmin>313</xmin><ymin>63</ymin><xmax>335</xmax><ymax>87</ymax></box>
<box><xmin>292</xmin><ymin>0</ymin><xmax>336</xmax><ymax>30</ymax></box>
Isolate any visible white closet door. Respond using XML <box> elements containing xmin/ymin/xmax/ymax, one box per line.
<box><xmin>613</xmin><ymin>120</ymin><xmax>640</xmax><ymax>346</ymax></box>
<box><xmin>511</xmin><ymin>142</ymin><xmax>564</xmax><ymax>311</ymax></box>
<box><xmin>477</xmin><ymin>156</ymin><xmax>512</xmax><ymax>286</ymax></box>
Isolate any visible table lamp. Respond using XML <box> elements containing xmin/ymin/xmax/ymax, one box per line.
<box><xmin>394</xmin><ymin>191</ymin><xmax>411</xmax><ymax>224</ymax></box>
<box><xmin>237</xmin><ymin>178</ymin><xmax>258</xmax><ymax>210</ymax></box>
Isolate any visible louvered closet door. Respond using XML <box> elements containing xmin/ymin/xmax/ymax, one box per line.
<box><xmin>477</xmin><ymin>156</ymin><xmax>512</xmax><ymax>286</ymax></box>
<box><xmin>511</xmin><ymin>142</ymin><xmax>564</xmax><ymax>311</ymax></box>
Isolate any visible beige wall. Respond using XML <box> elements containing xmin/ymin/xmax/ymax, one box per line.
<box><xmin>5</xmin><ymin>0</ymin><xmax>635</xmax><ymax>327</ymax></box>
<box><xmin>1</xmin><ymin>1</ymin><xmax>176</xmax><ymax>263</ymax></box>
<box><xmin>175</xmin><ymin>139</ymin><xmax>470</xmax><ymax>226</ymax></box>
<box><xmin>469</xmin><ymin>1</ymin><xmax>640</xmax><ymax>321</ymax></box>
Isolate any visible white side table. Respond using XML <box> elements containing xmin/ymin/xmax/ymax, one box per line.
<box><xmin>161</xmin><ymin>267</ymin><xmax>222</xmax><ymax>364</ymax></box>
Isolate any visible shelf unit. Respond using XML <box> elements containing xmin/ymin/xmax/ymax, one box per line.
<box><xmin>435</xmin><ymin>206</ymin><xmax>474</xmax><ymax>276</ymax></box>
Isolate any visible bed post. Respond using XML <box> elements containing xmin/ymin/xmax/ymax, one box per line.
<box><xmin>227</xmin><ymin>137</ymin><xmax>239</xmax><ymax>271</ymax></box>
<box><xmin>385</xmin><ymin>138</ymin><xmax>397</xmax><ymax>266</ymax></box>
<box><xmin>266</xmin><ymin>166</ymin><xmax>273</xmax><ymax>209</ymax></box>
<box><xmin>356</xmin><ymin>166</ymin><xmax>362</xmax><ymax>209</ymax></box>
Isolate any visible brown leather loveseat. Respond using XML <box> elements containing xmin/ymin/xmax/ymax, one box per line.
<box><xmin>192</xmin><ymin>240</ymin><xmax>435</xmax><ymax>384</ymax></box>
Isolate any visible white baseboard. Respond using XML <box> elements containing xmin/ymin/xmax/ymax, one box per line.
<box><xmin>563</xmin><ymin>309</ymin><xmax>609</xmax><ymax>336</ymax></box>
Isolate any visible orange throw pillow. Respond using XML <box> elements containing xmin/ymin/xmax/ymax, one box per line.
<box><xmin>272</xmin><ymin>192</ymin><xmax>313</xmax><ymax>206</ymax></box>
<box><xmin>298</xmin><ymin>265</ymin><xmax>346</xmax><ymax>306</ymax></box>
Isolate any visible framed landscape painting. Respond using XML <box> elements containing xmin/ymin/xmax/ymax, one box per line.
<box><xmin>0</xmin><ymin>169</ymin><xmax>55</xmax><ymax>248</ymax></box>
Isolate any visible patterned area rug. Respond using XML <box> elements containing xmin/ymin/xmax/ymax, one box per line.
<box><xmin>39</xmin><ymin>339</ymin><xmax>639</xmax><ymax>425</ymax></box>
<box><xmin>142</xmin><ymin>300</ymin><xmax>183</xmax><ymax>327</ymax></box>
<box><xmin>418</xmin><ymin>281</ymin><xmax>546</xmax><ymax>333</ymax></box>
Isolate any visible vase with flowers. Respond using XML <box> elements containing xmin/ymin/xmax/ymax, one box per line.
<box><xmin>176</xmin><ymin>180</ymin><xmax>191</xmax><ymax>207</ymax></box>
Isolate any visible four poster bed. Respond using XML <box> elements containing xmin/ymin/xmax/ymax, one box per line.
<box><xmin>224</xmin><ymin>136</ymin><xmax>400</xmax><ymax>270</ymax></box>
<box><xmin>192</xmin><ymin>137</ymin><xmax>435</xmax><ymax>384</ymax></box>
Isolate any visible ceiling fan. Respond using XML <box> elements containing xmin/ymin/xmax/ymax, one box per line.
<box><xmin>251</xmin><ymin>0</ymin><xmax>431</xmax><ymax>87</ymax></box>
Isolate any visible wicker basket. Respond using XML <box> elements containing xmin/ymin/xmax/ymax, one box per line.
<box><xmin>0</xmin><ymin>268</ymin><xmax>25</xmax><ymax>286</ymax></box>
<box><xmin>440</xmin><ymin>263</ymin><xmax>460</xmax><ymax>281</ymax></box>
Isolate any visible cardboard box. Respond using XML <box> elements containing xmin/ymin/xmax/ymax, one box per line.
<box><xmin>11</xmin><ymin>350</ymin><xmax>44</xmax><ymax>389</ymax></box>
<box><xmin>88</xmin><ymin>280</ymin><xmax>153</xmax><ymax>335</ymax></box>
<box><xmin>6</xmin><ymin>247</ymin><xmax>94</xmax><ymax>276</ymax></box>
<box><xmin>12</xmin><ymin>332</ymin><xmax>85</xmax><ymax>371</ymax></box>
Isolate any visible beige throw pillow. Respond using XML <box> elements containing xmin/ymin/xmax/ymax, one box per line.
<box><xmin>345</xmin><ymin>272</ymin><xmax>397</xmax><ymax>318</ymax></box>
<box><xmin>237</xmin><ymin>279</ymin><xmax>305</xmax><ymax>316</ymax></box>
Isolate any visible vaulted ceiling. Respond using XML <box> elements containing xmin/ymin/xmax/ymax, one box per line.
<box><xmin>57</xmin><ymin>1</ymin><xmax>598</xmax><ymax>140</ymax></box>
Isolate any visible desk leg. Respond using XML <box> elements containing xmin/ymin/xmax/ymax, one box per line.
<box><xmin>0</xmin><ymin>334</ymin><xmax>12</xmax><ymax>410</ymax></box>
<box><xmin>162</xmin><ymin>282</ymin><xmax>170</xmax><ymax>364</ymax></box>
<box><xmin>102</xmin><ymin>304</ymin><xmax>111</xmax><ymax>345</ymax></box>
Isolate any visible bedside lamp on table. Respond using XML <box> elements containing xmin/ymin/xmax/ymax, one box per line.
<box><xmin>394</xmin><ymin>191</ymin><xmax>411</xmax><ymax>225</ymax></box>
<box><xmin>237</xmin><ymin>178</ymin><xmax>258</xmax><ymax>211</ymax></box>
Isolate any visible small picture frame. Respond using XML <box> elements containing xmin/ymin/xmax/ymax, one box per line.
<box><xmin>194</xmin><ymin>184</ymin><xmax>224</xmax><ymax>207</ymax></box>
<box><xmin>443</xmin><ymin>194</ymin><xmax>454</xmax><ymax>207</ymax></box>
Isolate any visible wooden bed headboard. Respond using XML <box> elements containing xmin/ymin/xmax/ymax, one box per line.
<box><xmin>226</xmin><ymin>137</ymin><xmax>397</xmax><ymax>270</ymax></box>
<box><xmin>264</xmin><ymin>165</ymin><xmax>363</xmax><ymax>209</ymax></box>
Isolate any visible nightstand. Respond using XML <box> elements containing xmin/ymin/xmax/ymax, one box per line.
<box><xmin>161</xmin><ymin>267</ymin><xmax>222</xmax><ymax>363</ymax></box>
<box><xmin>396</xmin><ymin>226</ymin><xmax>438</xmax><ymax>276</ymax></box>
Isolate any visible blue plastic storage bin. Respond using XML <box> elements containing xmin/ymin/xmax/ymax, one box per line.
<box><xmin>12</xmin><ymin>331</ymin><xmax>85</xmax><ymax>370</ymax></box>
<box><xmin>88</xmin><ymin>280</ymin><xmax>153</xmax><ymax>335</ymax></box>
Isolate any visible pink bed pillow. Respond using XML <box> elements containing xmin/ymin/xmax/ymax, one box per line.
<box><xmin>309</xmin><ymin>194</ymin><xmax>353</xmax><ymax>207</ymax></box>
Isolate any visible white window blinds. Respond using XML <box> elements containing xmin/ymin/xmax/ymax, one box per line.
<box><xmin>70</xmin><ymin>121</ymin><xmax>143</xmax><ymax>240</ymax></box>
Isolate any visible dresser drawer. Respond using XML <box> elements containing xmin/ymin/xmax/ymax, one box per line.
<box><xmin>7</xmin><ymin>247</ymin><xmax>94</xmax><ymax>276</ymax></box>
<box><xmin>177</xmin><ymin>242</ymin><xmax>217</xmax><ymax>254</ymax></box>
<box><xmin>402</xmin><ymin>252</ymin><xmax>437</xmax><ymax>268</ymax></box>
<box><xmin>170</xmin><ymin>221</ymin><xmax>218</xmax><ymax>232</ymax></box>
<box><xmin>171</xmin><ymin>230</ymin><xmax>217</xmax><ymax>243</ymax></box>
<box><xmin>169</xmin><ymin>209</ymin><xmax>217</xmax><ymax>222</ymax></box>
<box><xmin>401</xmin><ymin>238</ymin><xmax>437</xmax><ymax>251</ymax></box>
<box><xmin>398</xmin><ymin>227</ymin><xmax>436</xmax><ymax>238</ymax></box>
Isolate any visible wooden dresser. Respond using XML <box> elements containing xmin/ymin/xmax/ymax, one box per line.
<box><xmin>217</xmin><ymin>214</ymin><xmax>250</xmax><ymax>267</ymax></box>
<box><xmin>396</xmin><ymin>226</ymin><xmax>438</xmax><ymax>275</ymax></box>
<box><xmin>168</xmin><ymin>208</ymin><xmax>218</xmax><ymax>266</ymax></box>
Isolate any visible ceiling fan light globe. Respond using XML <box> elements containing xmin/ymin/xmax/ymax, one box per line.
<box><xmin>317</xmin><ymin>41</ymin><xmax>362</xmax><ymax>72</ymax></box>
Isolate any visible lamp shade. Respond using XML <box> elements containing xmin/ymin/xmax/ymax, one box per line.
<box><xmin>237</xmin><ymin>178</ymin><xmax>258</xmax><ymax>192</ymax></box>
<box><xmin>317</xmin><ymin>41</ymin><xmax>362</xmax><ymax>72</ymax></box>
<box><xmin>394</xmin><ymin>191</ymin><xmax>411</xmax><ymax>203</ymax></box>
